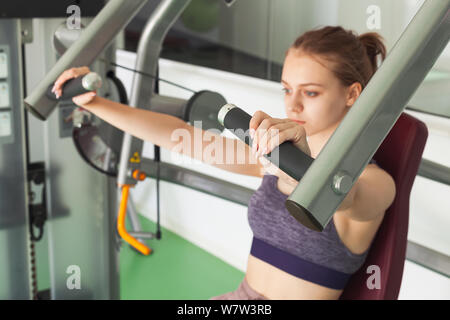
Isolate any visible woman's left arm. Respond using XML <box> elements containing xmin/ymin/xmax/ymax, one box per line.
<box><xmin>342</xmin><ymin>166</ymin><xmax>396</xmax><ymax>221</ymax></box>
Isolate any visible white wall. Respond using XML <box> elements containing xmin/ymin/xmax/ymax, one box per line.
<box><xmin>115</xmin><ymin>50</ymin><xmax>450</xmax><ymax>299</ymax></box>
<box><xmin>399</xmin><ymin>261</ymin><xmax>450</xmax><ymax>299</ymax></box>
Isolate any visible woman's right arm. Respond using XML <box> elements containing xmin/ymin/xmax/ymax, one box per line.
<box><xmin>80</xmin><ymin>96</ymin><xmax>264</xmax><ymax>178</ymax></box>
<box><xmin>52</xmin><ymin>67</ymin><xmax>264</xmax><ymax>178</ymax></box>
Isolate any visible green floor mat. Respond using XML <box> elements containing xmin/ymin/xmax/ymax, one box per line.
<box><xmin>120</xmin><ymin>214</ymin><xmax>245</xmax><ymax>300</ymax></box>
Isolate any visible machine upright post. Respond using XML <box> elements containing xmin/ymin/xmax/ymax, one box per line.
<box><xmin>286</xmin><ymin>0</ymin><xmax>450</xmax><ymax>231</ymax></box>
<box><xmin>117</xmin><ymin>0</ymin><xmax>192</xmax><ymax>187</ymax></box>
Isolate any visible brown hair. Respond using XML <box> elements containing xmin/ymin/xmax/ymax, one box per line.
<box><xmin>289</xmin><ymin>26</ymin><xmax>387</xmax><ymax>90</ymax></box>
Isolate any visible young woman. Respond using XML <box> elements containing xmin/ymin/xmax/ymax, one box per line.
<box><xmin>52</xmin><ymin>26</ymin><xmax>396</xmax><ymax>300</ymax></box>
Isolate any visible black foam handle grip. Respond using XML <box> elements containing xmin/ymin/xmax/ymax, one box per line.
<box><xmin>46</xmin><ymin>75</ymin><xmax>91</xmax><ymax>101</ymax></box>
<box><xmin>223</xmin><ymin>106</ymin><xmax>314</xmax><ymax>181</ymax></box>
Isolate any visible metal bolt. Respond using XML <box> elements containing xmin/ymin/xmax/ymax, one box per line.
<box><xmin>332</xmin><ymin>172</ymin><xmax>353</xmax><ymax>195</ymax></box>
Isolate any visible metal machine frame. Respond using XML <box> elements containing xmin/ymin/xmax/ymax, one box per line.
<box><xmin>20</xmin><ymin>0</ymin><xmax>450</xmax><ymax>292</ymax></box>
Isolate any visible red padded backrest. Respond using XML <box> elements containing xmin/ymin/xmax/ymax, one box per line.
<box><xmin>340</xmin><ymin>112</ymin><xmax>428</xmax><ymax>300</ymax></box>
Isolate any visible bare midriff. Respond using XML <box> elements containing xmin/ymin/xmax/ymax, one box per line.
<box><xmin>245</xmin><ymin>254</ymin><xmax>343</xmax><ymax>300</ymax></box>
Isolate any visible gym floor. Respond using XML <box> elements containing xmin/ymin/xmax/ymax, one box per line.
<box><xmin>35</xmin><ymin>214</ymin><xmax>244</xmax><ymax>299</ymax></box>
<box><xmin>120</xmin><ymin>215</ymin><xmax>244</xmax><ymax>300</ymax></box>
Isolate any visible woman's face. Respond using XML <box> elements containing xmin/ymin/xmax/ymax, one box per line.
<box><xmin>281</xmin><ymin>50</ymin><xmax>352</xmax><ymax>137</ymax></box>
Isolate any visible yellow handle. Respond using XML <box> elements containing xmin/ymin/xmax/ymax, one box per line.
<box><xmin>117</xmin><ymin>185</ymin><xmax>151</xmax><ymax>255</ymax></box>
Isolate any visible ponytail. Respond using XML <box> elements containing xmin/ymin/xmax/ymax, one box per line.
<box><xmin>358</xmin><ymin>32</ymin><xmax>387</xmax><ymax>74</ymax></box>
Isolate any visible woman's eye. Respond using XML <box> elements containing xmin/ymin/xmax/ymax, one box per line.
<box><xmin>305</xmin><ymin>91</ymin><xmax>318</xmax><ymax>97</ymax></box>
<box><xmin>282</xmin><ymin>88</ymin><xmax>292</xmax><ymax>94</ymax></box>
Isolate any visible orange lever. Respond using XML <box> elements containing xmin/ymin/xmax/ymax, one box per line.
<box><xmin>117</xmin><ymin>184</ymin><xmax>151</xmax><ymax>255</ymax></box>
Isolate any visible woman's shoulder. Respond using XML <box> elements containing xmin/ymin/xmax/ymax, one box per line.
<box><xmin>334</xmin><ymin>161</ymin><xmax>396</xmax><ymax>254</ymax></box>
<box><xmin>347</xmin><ymin>161</ymin><xmax>396</xmax><ymax>222</ymax></box>
<box><xmin>366</xmin><ymin>161</ymin><xmax>395</xmax><ymax>192</ymax></box>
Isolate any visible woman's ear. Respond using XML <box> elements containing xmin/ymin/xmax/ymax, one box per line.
<box><xmin>346</xmin><ymin>82</ymin><xmax>362</xmax><ymax>107</ymax></box>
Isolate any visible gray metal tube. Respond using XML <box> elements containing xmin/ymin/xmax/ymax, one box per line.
<box><xmin>23</xmin><ymin>0</ymin><xmax>148</xmax><ymax>120</ymax></box>
<box><xmin>147</xmin><ymin>94</ymin><xmax>188</xmax><ymax>120</ymax></box>
<box><xmin>128</xmin><ymin>231</ymin><xmax>156</xmax><ymax>239</ymax></box>
<box><xmin>286</xmin><ymin>0</ymin><xmax>450</xmax><ymax>231</ymax></box>
<box><xmin>118</xmin><ymin>0</ymin><xmax>191</xmax><ymax>186</ymax></box>
<box><xmin>418</xmin><ymin>158</ymin><xmax>450</xmax><ymax>186</ymax></box>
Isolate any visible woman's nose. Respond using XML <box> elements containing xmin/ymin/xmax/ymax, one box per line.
<box><xmin>287</xmin><ymin>92</ymin><xmax>304</xmax><ymax>112</ymax></box>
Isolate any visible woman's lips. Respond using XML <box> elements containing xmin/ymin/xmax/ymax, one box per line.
<box><xmin>292</xmin><ymin>120</ymin><xmax>306</xmax><ymax>124</ymax></box>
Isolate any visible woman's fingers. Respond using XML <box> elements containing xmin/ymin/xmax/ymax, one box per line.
<box><xmin>250</xmin><ymin>111</ymin><xmax>310</xmax><ymax>159</ymax></box>
<box><xmin>250</xmin><ymin>113</ymin><xmax>278</xmax><ymax>155</ymax></box>
<box><xmin>52</xmin><ymin>66</ymin><xmax>90</xmax><ymax>98</ymax></box>
<box><xmin>255</xmin><ymin>119</ymin><xmax>294</xmax><ymax>156</ymax></box>
<box><xmin>53</xmin><ymin>69</ymin><xmax>77</xmax><ymax>97</ymax></box>
<box><xmin>256</xmin><ymin>120</ymin><xmax>309</xmax><ymax>157</ymax></box>
<box><xmin>249</xmin><ymin>111</ymin><xmax>270</xmax><ymax>154</ymax></box>
<box><xmin>254</xmin><ymin>118</ymin><xmax>274</xmax><ymax>154</ymax></box>
<box><xmin>249</xmin><ymin>110</ymin><xmax>270</xmax><ymax>133</ymax></box>
<box><xmin>264</xmin><ymin>124</ymin><xmax>298</xmax><ymax>155</ymax></box>
<box><xmin>257</xmin><ymin>122</ymin><xmax>287</xmax><ymax>156</ymax></box>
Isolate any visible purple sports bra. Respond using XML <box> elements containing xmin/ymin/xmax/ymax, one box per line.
<box><xmin>247</xmin><ymin>158</ymin><xmax>378</xmax><ymax>290</ymax></box>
